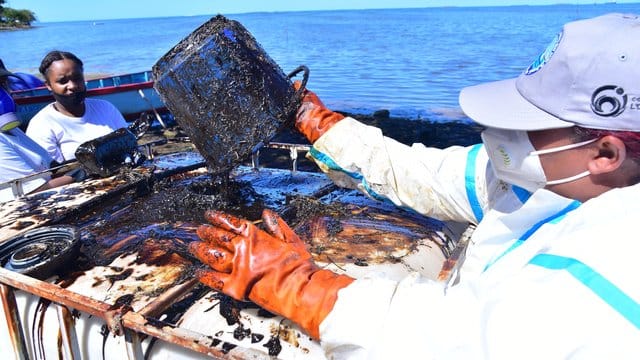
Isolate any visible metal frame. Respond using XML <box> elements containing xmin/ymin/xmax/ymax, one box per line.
<box><xmin>252</xmin><ymin>142</ymin><xmax>311</xmax><ymax>174</ymax></box>
<box><xmin>0</xmin><ymin>269</ymin><xmax>233</xmax><ymax>359</ymax></box>
<box><xmin>1</xmin><ymin>283</ymin><xmax>29</xmax><ymax>359</ymax></box>
<box><xmin>0</xmin><ymin>171</ymin><xmax>52</xmax><ymax>198</ymax></box>
<box><xmin>0</xmin><ymin>139</ymin><xmax>310</xmax><ymax>200</ymax></box>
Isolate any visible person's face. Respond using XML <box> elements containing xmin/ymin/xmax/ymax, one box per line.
<box><xmin>44</xmin><ymin>59</ymin><xmax>85</xmax><ymax>95</ymax></box>
<box><xmin>528</xmin><ymin>127</ymin><xmax>596</xmax><ymax>197</ymax></box>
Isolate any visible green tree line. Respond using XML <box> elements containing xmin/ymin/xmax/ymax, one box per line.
<box><xmin>0</xmin><ymin>0</ymin><xmax>36</xmax><ymax>27</ymax></box>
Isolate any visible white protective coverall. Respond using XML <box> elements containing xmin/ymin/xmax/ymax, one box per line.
<box><xmin>0</xmin><ymin>127</ymin><xmax>52</xmax><ymax>202</ymax></box>
<box><xmin>311</xmin><ymin>118</ymin><xmax>640</xmax><ymax>359</ymax></box>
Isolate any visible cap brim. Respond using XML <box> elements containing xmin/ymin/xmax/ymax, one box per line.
<box><xmin>459</xmin><ymin>78</ymin><xmax>574</xmax><ymax>131</ymax></box>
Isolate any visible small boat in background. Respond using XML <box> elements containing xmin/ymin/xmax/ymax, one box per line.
<box><xmin>11</xmin><ymin>70</ymin><xmax>167</xmax><ymax>123</ymax></box>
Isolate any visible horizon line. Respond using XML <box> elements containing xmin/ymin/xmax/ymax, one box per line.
<box><xmin>32</xmin><ymin>2</ymin><xmax>633</xmax><ymax>24</ymax></box>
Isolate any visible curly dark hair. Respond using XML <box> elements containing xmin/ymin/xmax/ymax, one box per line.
<box><xmin>39</xmin><ymin>50</ymin><xmax>83</xmax><ymax>78</ymax></box>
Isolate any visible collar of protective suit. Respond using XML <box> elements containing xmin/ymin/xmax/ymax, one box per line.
<box><xmin>461</xmin><ymin>183</ymin><xmax>639</xmax><ymax>284</ymax></box>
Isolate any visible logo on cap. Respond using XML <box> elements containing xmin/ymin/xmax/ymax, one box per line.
<box><xmin>524</xmin><ymin>31</ymin><xmax>562</xmax><ymax>75</ymax></box>
<box><xmin>590</xmin><ymin>85</ymin><xmax>627</xmax><ymax>117</ymax></box>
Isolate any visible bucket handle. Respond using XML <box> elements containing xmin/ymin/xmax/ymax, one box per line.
<box><xmin>287</xmin><ymin>65</ymin><xmax>309</xmax><ymax>98</ymax></box>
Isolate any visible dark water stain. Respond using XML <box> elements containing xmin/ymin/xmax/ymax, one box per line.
<box><xmin>263</xmin><ymin>336</ymin><xmax>283</xmax><ymax>357</ymax></box>
<box><xmin>105</xmin><ymin>268</ymin><xmax>134</xmax><ymax>289</ymax></box>
<box><xmin>10</xmin><ymin>220</ymin><xmax>35</xmax><ymax>230</ymax></box>
<box><xmin>218</xmin><ymin>295</ymin><xmax>242</xmax><ymax>326</ymax></box>
<box><xmin>251</xmin><ymin>333</ymin><xmax>264</xmax><ymax>343</ymax></box>
<box><xmin>142</xmin><ymin>174</ymin><xmax>266</xmax><ymax>223</ymax></box>
<box><xmin>354</xmin><ymin>259</ymin><xmax>369</xmax><ymax>266</ymax></box>
<box><xmin>144</xmin><ymin>338</ymin><xmax>158</xmax><ymax>360</ymax></box>
<box><xmin>285</xmin><ymin>195</ymin><xmax>350</xmax><ymax>227</ymax></box>
<box><xmin>57</xmin><ymin>329</ymin><xmax>64</xmax><ymax>359</ymax></box>
<box><xmin>92</xmin><ymin>276</ymin><xmax>104</xmax><ymax>287</ymax></box>
<box><xmin>206</xmin><ymin>292</ymin><xmax>261</xmax><ymax>327</ymax></box>
<box><xmin>97</xmin><ymin>295</ymin><xmax>135</xmax><ymax>358</ymax></box>
<box><xmin>291</xmin><ymin>200</ymin><xmax>453</xmax><ymax>266</ymax></box>
<box><xmin>158</xmin><ymin>285</ymin><xmax>209</xmax><ymax>326</ymax></box>
<box><xmin>143</xmin><ymin>316</ymin><xmax>176</xmax><ymax>330</ymax></box>
<box><xmin>68</xmin><ymin>173</ymin><xmax>267</xmax><ymax>277</ymax></box>
<box><xmin>58</xmin><ymin>187</ymin><xmax>83</xmax><ymax>195</ymax></box>
<box><xmin>198</xmin><ymin>292</ymin><xmax>278</xmax><ymax>355</ymax></box>
<box><xmin>135</xmin><ymin>273</ymin><xmax>150</xmax><ymax>281</ymax></box>
<box><xmin>257</xmin><ymin>308</ymin><xmax>276</xmax><ymax>318</ymax></box>
<box><xmin>56</xmin><ymin>267</ymin><xmax>88</xmax><ymax>288</ymax></box>
<box><xmin>100</xmin><ymin>324</ymin><xmax>110</xmax><ymax>360</ymax></box>
<box><xmin>221</xmin><ymin>342</ymin><xmax>237</xmax><ymax>354</ymax></box>
<box><xmin>233</xmin><ymin>323</ymin><xmax>251</xmax><ymax>341</ymax></box>
<box><xmin>144</xmin><ymin>286</ymin><xmax>210</xmax><ymax>357</ymax></box>
<box><xmin>109</xmin><ymin>294</ymin><xmax>134</xmax><ymax>310</ymax></box>
<box><xmin>31</xmin><ymin>298</ymin><xmax>51</xmax><ymax>359</ymax></box>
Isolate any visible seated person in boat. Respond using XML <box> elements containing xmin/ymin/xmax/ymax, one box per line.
<box><xmin>26</xmin><ymin>50</ymin><xmax>127</xmax><ymax>163</ymax></box>
<box><xmin>0</xmin><ymin>58</ymin><xmax>45</xmax><ymax>92</ymax></box>
<box><xmin>0</xmin><ymin>87</ymin><xmax>84</xmax><ymax>203</ymax></box>
<box><xmin>189</xmin><ymin>14</ymin><xmax>639</xmax><ymax>358</ymax></box>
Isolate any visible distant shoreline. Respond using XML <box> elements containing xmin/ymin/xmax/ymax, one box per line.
<box><xmin>22</xmin><ymin>3</ymin><xmax>638</xmax><ymax>23</ymax></box>
<box><xmin>0</xmin><ymin>25</ymin><xmax>32</xmax><ymax>31</ymax></box>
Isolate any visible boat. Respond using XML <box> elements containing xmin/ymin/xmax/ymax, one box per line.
<box><xmin>11</xmin><ymin>70</ymin><xmax>167</xmax><ymax>123</ymax></box>
<box><xmin>0</xmin><ymin>139</ymin><xmax>471</xmax><ymax>359</ymax></box>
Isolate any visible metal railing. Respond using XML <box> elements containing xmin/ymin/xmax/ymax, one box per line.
<box><xmin>252</xmin><ymin>142</ymin><xmax>311</xmax><ymax>174</ymax></box>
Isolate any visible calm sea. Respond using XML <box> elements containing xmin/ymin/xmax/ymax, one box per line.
<box><xmin>2</xmin><ymin>4</ymin><xmax>640</xmax><ymax>121</ymax></box>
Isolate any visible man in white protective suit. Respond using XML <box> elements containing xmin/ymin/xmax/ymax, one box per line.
<box><xmin>188</xmin><ymin>13</ymin><xmax>640</xmax><ymax>359</ymax></box>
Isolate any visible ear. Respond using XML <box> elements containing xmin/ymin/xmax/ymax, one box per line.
<box><xmin>44</xmin><ymin>81</ymin><xmax>52</xmax><ymax>92</ymax></box>
<box><xmin>587</xmin><ymin>135</ymin><xmax>626</xmax><ymax>175</ymax></box>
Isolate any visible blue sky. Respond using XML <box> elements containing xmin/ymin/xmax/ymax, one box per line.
<box><xmin>5</xmin><ymin>0</ymin><xmax>637</xmax><ymax>22</ymax></box>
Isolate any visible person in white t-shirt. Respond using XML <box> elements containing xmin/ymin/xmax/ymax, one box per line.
<box><xmin>0</xmin><ymin>87</ymin><xmax>78</xmax><ymax>203</ymax></box>
<box><xmin>26</xmin><ymin>50</ymin><xmax>127</xmax><ymax>163</ymax></box>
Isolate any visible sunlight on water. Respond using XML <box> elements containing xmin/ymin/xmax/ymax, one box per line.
<box><xmin>2</xmin><ymin>4</ymin><xmax>639</xmax><ymax>121</ymax></box>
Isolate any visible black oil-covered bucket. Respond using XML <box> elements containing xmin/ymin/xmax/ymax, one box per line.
<box><xmin>152</xmin><ymin>15</ymin><xmax>308</xmax><ymax>174</ymax></box>
<box><xmin>74</xmin><ymin>127</ymin><xmax>143</xmax><ymax>177</ymax></box>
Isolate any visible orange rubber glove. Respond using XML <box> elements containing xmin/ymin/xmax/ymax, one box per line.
<box><xmin>293</xmin><ymin>81</ymin><xmax>345</xmax><ymax>143</ymax></box>
<box><xmin>189</xmin><ymin>209</ymin><xmax>354</xmax><ymax>339</ymax></box>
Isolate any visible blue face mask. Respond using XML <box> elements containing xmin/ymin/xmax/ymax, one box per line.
<box><xmin>0</xmin><ymin>88</ymin><xmax>21</xmax><ymax>132</ymax></box>
<box><xmin>481</xmin><ymin>128</ymin><xmax>598</xmax><ymax>192</ymax></box>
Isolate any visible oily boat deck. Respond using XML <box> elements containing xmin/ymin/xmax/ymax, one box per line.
<box><xmin>0</xmin><ymin>149</ymin><xmax>469</xmax><ymax>359</ymax></box>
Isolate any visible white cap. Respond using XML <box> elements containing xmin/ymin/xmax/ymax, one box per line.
<box><xmin>459</xmin><ymin>13</ymin><xmax>640</xmax><ymax>131</ymax></box>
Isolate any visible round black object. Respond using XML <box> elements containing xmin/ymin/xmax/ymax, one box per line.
<box><xmin>0</xmin><ymin>225</ymin><xmax>80</xmax><ymax>280</ymax></box>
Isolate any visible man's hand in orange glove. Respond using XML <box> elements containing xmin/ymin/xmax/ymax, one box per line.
<box><xmin>189</xmin><ymin>209</ymin><xmax>354</xmax><ymax>339</ymax></box>
<box><xmin>293</xmin><ymin>81</ymin><xmax>345</xmax><ymax>143</ymax></box>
